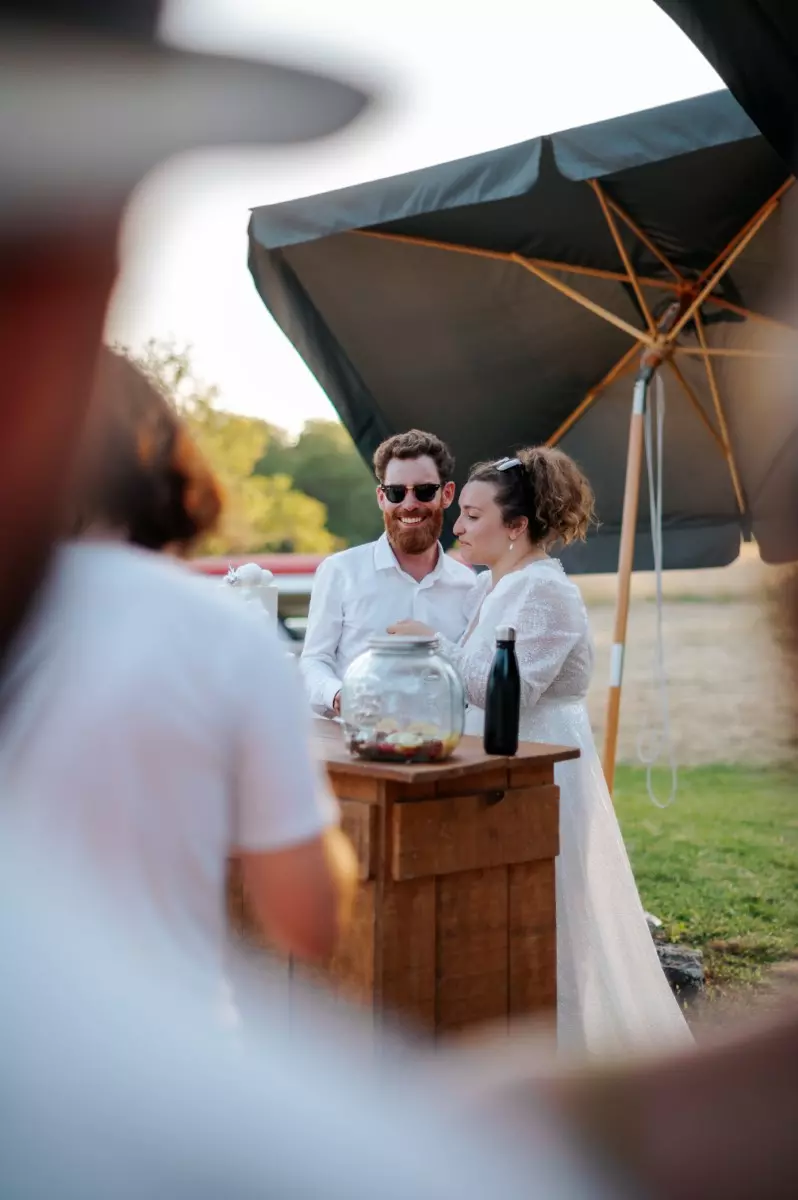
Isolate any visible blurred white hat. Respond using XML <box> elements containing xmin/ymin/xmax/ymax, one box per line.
<box><xmin>0</xmin><ymin>1</ymin><xmax>375</xmax><ymax>230</ymax></box>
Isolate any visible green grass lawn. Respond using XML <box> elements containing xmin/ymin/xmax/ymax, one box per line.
<box><xmin>614</xmin><ymin>765</ymin><xmax>798</xmax><ymax>990</ymax></box>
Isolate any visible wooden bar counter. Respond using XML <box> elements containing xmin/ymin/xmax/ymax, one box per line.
<box><xmin>231</xmin><ymin>721</ymin><xmax>579</xmax><ymax>1039</ymax></box>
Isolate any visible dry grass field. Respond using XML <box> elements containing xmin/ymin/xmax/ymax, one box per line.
<box><xmin>578</xmin><ymin>544</ymin><xmax>797</xmax><ymax>766</ymax></box>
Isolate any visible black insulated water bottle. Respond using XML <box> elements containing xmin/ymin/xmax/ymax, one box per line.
<box><xmin>483</xmin><ymin>625</ymin><xmax>520</xmax><ymax>756</ymax></box>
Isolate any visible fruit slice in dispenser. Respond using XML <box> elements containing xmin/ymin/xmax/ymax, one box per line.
<box><xmin>373</xmin><ymin>716</ymin><xmax>400</xmax><ymax>741</ymax></box>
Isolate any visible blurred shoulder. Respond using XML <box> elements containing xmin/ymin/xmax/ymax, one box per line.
<box><xmin>55</xmin><ymin>541</ymin><xmax>288</xmax><ymax>664</ymax></box>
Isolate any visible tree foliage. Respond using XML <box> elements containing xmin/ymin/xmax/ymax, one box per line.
<box><xmin>256</xmin><ymin>418</ymin><xmax>383</xmax><ymax>547</ymax></box>
<box><xmin>130</xmin><ymin>341</ymin><xmax>339</xmax><ymax>556</ymax></box>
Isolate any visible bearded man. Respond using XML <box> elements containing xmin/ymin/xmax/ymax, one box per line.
<box><xmin>300</xmin><ymin>429</ymin><xmax>476</xmax><ymax>717</ymax></box>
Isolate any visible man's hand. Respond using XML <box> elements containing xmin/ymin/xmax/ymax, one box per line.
<box><xmin>387</xmin><ymin>619</ymin><xmax>435</xmax><ymax>637</ymax></box>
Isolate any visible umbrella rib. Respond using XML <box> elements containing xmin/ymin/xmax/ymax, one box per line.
<box><xmin>668</xmin><ymin>182</ymin><xmax>793</xmax><ymax>343</ymax></box>
<box><xmin>590</xmin><ymin>180</ymin><xmax>656</xmax><ymax>334</ymax></box>
<box><xmin>529</xmin><ymin>259</ymin><xmax>671</xmax><ymax>288</ymax></box>
<box><xmin>702</xmin><ymin>295</ymin><xmax>798</xmax><ymax>335</ymax></box>
<box><xmin>357</xmin><ymin>225</ymin><xmax>796</xmax><ymax>358</ymax></box>
<box><xmin>546</xmin><ymin>342</ymin><xmax>643</xmax><ymax>447</ymax></box>
<box><xmin>693</xmin><ymin>311</ymin><xmax>747</xmax><ymax>515</ymax></box>
<box><xmin>511</xmin><ymin>255</ymin><xmax>655</xmax><ymax>345</ymax></box>
<box><xmin>674</xmin><ymin>346</ymin><xmax>798</xmax><ymax>359</ymax></box>
<box><xmin>602</xmin><ymin>195</ymin><xmax>685</xmax><ymax>283</ymax></box>
<box><xmin>695</xmin><ymin>177</ymin><xmax>795</xmax><ymax>287</ymax></box>
<box><xmin>356</xmin><ymin>229</ymin><xmax>677</xmax><ymax>289</ymax></box>
<box><xmin>665</xmin><ymin>359</ymin><xmax>725</xmax><ymax>452</ymax></box>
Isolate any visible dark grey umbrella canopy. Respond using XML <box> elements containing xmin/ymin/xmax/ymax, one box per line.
<box><xmin>654</xmin><ymin>2</ymin><xmax>798</xmax><ymax>171</ymax></box>
<box><xmin>248</xmin><ymin>89</ymin><xmax>798</xmax><ymax>573</ymax></box>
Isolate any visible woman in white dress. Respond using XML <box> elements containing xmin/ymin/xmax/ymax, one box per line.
<box><xmin>391</xmin><ymin>447</ymin><xmax>690</xmax><ymax>1055</ymax></box>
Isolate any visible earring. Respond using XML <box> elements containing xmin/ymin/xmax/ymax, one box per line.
<box><xmin>509</xmin><ymin>539</ymin><xmax>515</xmax><ymax>552</ymax></box>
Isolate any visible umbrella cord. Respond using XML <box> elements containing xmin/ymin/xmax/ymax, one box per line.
<box><xmin>636</xmin><ymin>372</ymin><xmax>678</xmax><ymax>808</ymax></box>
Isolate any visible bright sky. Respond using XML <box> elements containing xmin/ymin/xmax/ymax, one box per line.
<box><xmin>107</xmin><ymin>0</ymin><xmax>722</xmax><ymax>435</ymax></box>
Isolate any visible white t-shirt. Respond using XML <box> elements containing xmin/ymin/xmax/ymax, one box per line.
<box><xmin>0</xmin><ymin>840</ymin><xmax>622</xmax><ymax>1200</ymax></box>
<box><xmin>0</xmin><ymin>541</ymin><xmax>337</xmax><ymax>983</ymax></box>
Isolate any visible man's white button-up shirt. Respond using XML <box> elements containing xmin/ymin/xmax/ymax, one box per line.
<box><xmin>300</xmin><ymin>534</ymin><xmax>476</xmax><ymax>715</ymax></box>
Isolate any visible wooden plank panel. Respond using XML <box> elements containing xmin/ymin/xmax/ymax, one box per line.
<box><xmin>392</xmin><ymin>785</ymin><xmax>559</xmax><ymax>880</ymax></box>
<box><xmin>327</xmin><ymin>772</ymin><xmax>383</xmax><ymax>803</ymax></box>
<box><xmin>508</xmin><ymin>761</ymin><xmax>554</xmax><ymax>789</ymax></box>
<box><xmin>323</xmin><ymin>881</ymin><xmax>376</xmax><ymax>1008</ymax></box>
<box><xmin>436</xmin><ymin>867</ymin><xmax>508</xmax><ymax>1034</ymax></box>
<box><xmin>434</xmin><ymin>765</ymin><xmax>508</xmax><ymax>797</ymax></box>
<box><xmin>377</xmin><ymin>878</ymin><xmax>437</xmax><ymax>1033</ymax></box>
<box><xmin>385</xmin><ymin>780</ymin><xmax>438</xmax><ymax>803</ymax></box>
<box><xmin>339</xmin><ymin>800</ymin><xmax>377</xmax><ymax>880</ymax></box>
<box><xmin>226</xmin><ymin>857</ymin><xmax>276</xmax><ymax>951</ymax></box>
<box><xmin>508</xmin><ymin>859</ymin><xmax>557</xmax><ymax>1019</ymax></box>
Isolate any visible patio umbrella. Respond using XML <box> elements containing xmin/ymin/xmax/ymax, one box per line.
<box><xmin>654</xmin><ymin>2</ymin><xmax>798</xmax><ymax>170</ymax></box>
<box><xmin>247</xmin><ymin>88</ymin><xmax>798</xmax><ymax>789</ymax></box>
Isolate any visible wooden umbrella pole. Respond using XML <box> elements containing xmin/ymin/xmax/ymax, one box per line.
<box><xmin>603</xmin><ymin>297</ymin><xmax>689</xmax><ymax>793</ymax></box>
<box><xmin>603</xmin><ymin>365</ymin><xmax>650</xmax><ymax>793</ymax></box>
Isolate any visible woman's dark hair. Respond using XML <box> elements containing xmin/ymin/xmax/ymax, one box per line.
<box><xmin>75</xmin><ymin>348</ymin><xmax>222</xmax><ymax>553</ymax></box>
<box><xmin>468</xmin><ymin>445</ymin><xmax>595</xmax><ymax>547</ymax></box>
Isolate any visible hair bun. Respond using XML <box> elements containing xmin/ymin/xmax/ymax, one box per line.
<box><xmin>468</xmin><ymin>446</ymin><xmax>595</xmax><ymax>547</ymax></box>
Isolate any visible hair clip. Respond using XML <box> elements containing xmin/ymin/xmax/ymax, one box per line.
<box><xmin>495</xmin><ymin>457</ymin><xmax>522</xmax><ymax>472</ymax></box>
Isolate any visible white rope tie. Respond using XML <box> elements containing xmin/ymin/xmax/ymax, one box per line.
<box><xmin>636</xmin><ymin>372</ymin><xmax>678</xmax><ymax>808</ymax></box>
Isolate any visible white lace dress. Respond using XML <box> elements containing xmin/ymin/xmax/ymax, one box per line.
<box><xmin>439</xmin><ymin>558</ymin><xmax>691</xmax><ymax>1056</ymax></box>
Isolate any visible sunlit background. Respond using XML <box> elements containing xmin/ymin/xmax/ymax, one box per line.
<box><xmin>109</xmin><ymin>0</ymin><xmax>721</xmax><ymax>433</ymax></box>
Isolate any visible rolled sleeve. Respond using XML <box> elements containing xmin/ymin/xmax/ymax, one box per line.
<box><xmin>300</xmin><ymin>557</ymin><xmax>346</xmax><ymax>716</ymax></box>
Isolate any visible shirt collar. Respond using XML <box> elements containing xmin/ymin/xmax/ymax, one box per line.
<box><xmin>373</xmin><ymin>532</ymin><xmax>448</xmax><ymax>582</ymax></box>
<box><xmin>373</xmin><ymin>532</ymin><xmax>398</xmax><ymax>572</ymax></box>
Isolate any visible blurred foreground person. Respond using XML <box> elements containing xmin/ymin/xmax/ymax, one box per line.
<box><xmin>0</xmin><ymin>839</ymin><xmax>626</xmax><ymax>1200</ymax></box>
<box><xmin>1</xmin><ymin>343</ymin><xmax>355</xmax><ymax>989</ymax></box>
<box><xmin>0</xmin><ymin>3</ymin><xmax>370</xmax><ymax>992</ymax></box>
<box><xmin>72</xmin><ymin>345</ymin><xmax>225</xmax><ymax>556</ymax></box>
<box><xmin>1</xmin><ymin>5</ymin><xmax>796</xmax><ymax>1200</ymax></box>
<box><xmin>0</xmin><ymin>8</ymin><xmax>612</xmax><ymax>1200</ymax></box>
<box><xmin>0</xmin><ymin>0</ymin><xmax>370</xmax><ymax>672</ymax></box>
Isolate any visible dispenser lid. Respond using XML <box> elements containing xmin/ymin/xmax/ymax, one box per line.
<box><xmin>367</xmin><ymin>634</ymin><xmax>439</xmax><ymax>650</ymax></box>
<box><xmin>496</xmin><ymin>625</ymin><xmax>516</xmax><ymax>642</ymax></box>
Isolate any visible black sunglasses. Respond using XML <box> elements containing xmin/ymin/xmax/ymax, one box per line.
<box><xmin>379</xmin><ymin>483</ymin><xmax>443</xmax><ymax>504</ymax></box>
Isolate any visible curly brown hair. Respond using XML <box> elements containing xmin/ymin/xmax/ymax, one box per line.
<box><xmin>468</xmin><ymin>445</ymin><xmax>595</xmax><ymax>548</ymax></box>
<box><xmin>74</xmin><ymin>348</ymin><xmax>222</xmax><ymax>553</ymax></box>
<box><xmin>373</xmin><ymin>429</ymin><xmax>455</xmax><ymax>483</ymax></box>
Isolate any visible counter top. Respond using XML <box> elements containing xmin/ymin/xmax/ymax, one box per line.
<box><xmin>311</xmin><ymin>717</ymin><xmax>579</xmax><ymax>784</ymax></box>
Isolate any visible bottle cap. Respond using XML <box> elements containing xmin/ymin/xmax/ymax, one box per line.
<box><xmin>496</xmin><ymin>625</ymin><xmax>516</xmax><ymax>643</ymax></box>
